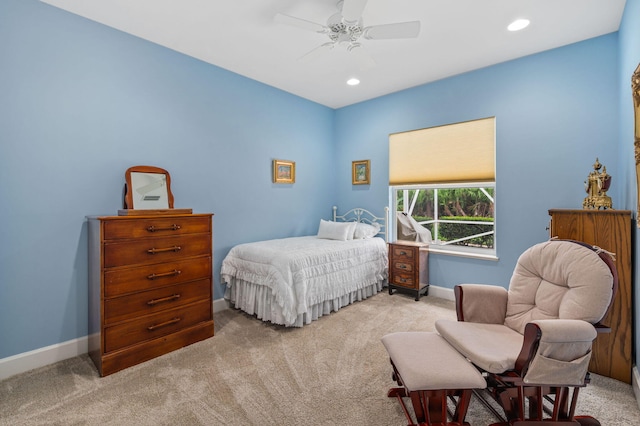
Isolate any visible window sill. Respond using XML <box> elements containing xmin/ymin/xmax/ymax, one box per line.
<box><xmin>427</xmin><ymin>246</ymin><xmax>499</xmax><ymax>261</ymax></box>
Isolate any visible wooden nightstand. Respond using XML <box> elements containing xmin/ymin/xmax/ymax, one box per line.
<box><xmin>388</xmin><ymin>241</ymin><xmax>429</xmax><ymax>301</ymax></box>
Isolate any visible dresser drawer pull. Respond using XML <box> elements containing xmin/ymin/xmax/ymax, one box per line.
<box><xmin>398</xmin><ymin>264</ymin><xmax>407</xmax><ymax>269</ymax></box>
<box><xmin>147</xmin><ymin>317</ymin><xmax>181</xmax><ymax>331</ymax></box>
<box><xmin>147</xmin><ymin>246</ymin><xmax>182</xmax><ymax>255</ymax></box>
<box><xmin>147</xmin><ymin>294</ymin><xmax>181</xmax><ymax>306</ymax></box>
<box><xmin>147</xmin><ymin>270</ymin><xmax>182</xmax><ymax>280</ymax></box>
<box><xmin>147</xmin><ymin>224</ymin><xmax>181</xmax><ymax>232</ymax></box>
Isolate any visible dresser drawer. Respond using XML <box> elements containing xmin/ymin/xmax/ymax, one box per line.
<box><xmin>104</xmin><ymin>279</ymin><xmax>211</xmax><ymax>325</ymax></box>
<box><xmin>104</xmin><ymin>300</ymin><xmax>212</xmax><ymax>353</ymax></box>
<box><xmin>104</xmin><ymin>256</ymin><xmax>211</xmax><ymax>297</ymax></box>
<box><xmin>103</xmin><ymin>216</ymin><xmax>211</xmax><ymax>240</ymax></box>
<box><xmin>104</xmin><ymin>234</ymin><xmax>211</xmax><ymax>268</ymax></box>
<box><xmin>392</xmin><ymin>246</ymin><xmax>416</xmax><ymax>260</ymax></box>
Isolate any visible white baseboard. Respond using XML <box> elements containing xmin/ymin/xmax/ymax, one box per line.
<box><xmin>213</xmin><ymin>297</ymin><xmax>229</xmax><ymax>313</ymax></box>
<box><xmin>428</xmin><ymin>284</ymin><xmax>455</xmax><ymax>301</ymax></box>
<box><xmin>633</xmin><ymin>366</ymin><xmax>640</xmax><ymax>410</ymax></box>
<box><xmin>0</xmin><ymin>336</ymin><xmax>89</xmax><ymax>382</ymax></box>
<box><xmin>0</xmin><ymin>299</ymin><xmax>230</xmax><ymax>382</ymax></box>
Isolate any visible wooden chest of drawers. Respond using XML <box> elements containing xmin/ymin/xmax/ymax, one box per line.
<box><xmin>388</xmin><ymin>241</ymin><xmax>429</xmax><ymax>301</ymax></box>
<box><xmin>88</xmin><ymin>213</ymin><xmax>214</xmax><ymax>376</ymax></box>
<box><xmin>549</xmin><ymin>209</ymin><xmax>632</xmax><ymax>384</ymax></box>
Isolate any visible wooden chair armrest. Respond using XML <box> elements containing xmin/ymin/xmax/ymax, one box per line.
<box><xmin>514</xmin><ymin>322</ymin><xmax>542</xmax><ymax>374</ymax></box>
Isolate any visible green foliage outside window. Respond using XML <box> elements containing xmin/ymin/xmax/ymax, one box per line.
<box><xmin>396</xmin><ymin>187</ymin><xmax>495</xmax><ymax>249</ymax></box>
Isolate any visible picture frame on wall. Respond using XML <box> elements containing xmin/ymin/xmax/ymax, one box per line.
<box><xmin>273</xmin><ymin>159</ymin><xmax>295</xmax><ymax>184</ymax></box>
<box><xmin>352</xmin><ymin>160</ymin><xmax>370</xmax><ymax>185</ymax></box>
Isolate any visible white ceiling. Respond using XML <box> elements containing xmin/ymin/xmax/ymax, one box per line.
<box><xmin>41</xmin><ymin>0</ymin><xmax>626</xmax><ymax>109</ymax></box>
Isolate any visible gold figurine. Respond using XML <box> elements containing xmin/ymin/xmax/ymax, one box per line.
<box><xmin>583</xmin><ymin>158</ymin><xmax>612</xmax><ymax>210</ymax></box>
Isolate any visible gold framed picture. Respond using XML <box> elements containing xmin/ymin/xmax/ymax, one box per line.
<box><xmin>273</xmin><ymin>159</ymin><xmax>295</xmax><ymax>184</ymax></box>
<box><xmin>352</xmin><ymin>160</ymin><xmax>370</xmax><ymax>185</ymax></box>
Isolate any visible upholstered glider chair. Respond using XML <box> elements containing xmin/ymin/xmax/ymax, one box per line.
<box><xmin>435</xmin><ymin>239</ymin><xmax>617</xmax><ymax>426</ymax></box>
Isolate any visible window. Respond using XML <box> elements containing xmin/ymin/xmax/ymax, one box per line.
<box><xmin>391</xmin><ymin>184</ymin><xmax>495</xmax><ymax>258</ymax></box>
<box><xmin>389</xmin><ymin>117</ymin><xmax>496</xmax><ymax>259</ymax></box>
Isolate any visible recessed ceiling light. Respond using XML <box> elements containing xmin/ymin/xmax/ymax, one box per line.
<box><xmin>507</xmin><ymin>19</ymin><xmax>530</xmax><ymax>32</ymax></box>
<box><xmin>347</xmin><ymin>78</ymin><xmax>360</xmax><ymax>86</ymax></box>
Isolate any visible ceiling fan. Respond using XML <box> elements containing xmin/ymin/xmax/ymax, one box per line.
<box><xmin>274</xmin><ymin>0</ymin><xmax>421</xmax><ymax>68</ymax></box>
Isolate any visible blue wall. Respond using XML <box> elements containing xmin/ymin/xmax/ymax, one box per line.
<box><xmin>0</xmin><ymin>0</ymin><xmax>636</xmax><ymax>371</ymax></box>
<box><xmin>335</xmin><ymin>34</ymin><xmax>620</xmax><ymax>289</ymax></box>
<box><xmin>0</xmin><ymin>0</ymin><xmax>334</xmax><ymax>358</ymax></box>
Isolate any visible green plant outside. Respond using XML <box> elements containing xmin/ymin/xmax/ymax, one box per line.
<box><xmin>413</xmin><ymin>215</ymin><xmax>494</xmax><ymax>248</ymax></box>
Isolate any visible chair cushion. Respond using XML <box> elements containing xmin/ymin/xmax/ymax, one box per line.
<box><xmin>435</xmin><ymin>320</ymin><xmax>524</xmax><ymax>373</ymax></box>
<box><xmin>381</xmin><ymin>332</ymin><xmax>486</xmax><ymax>391</ymax></box>
<box><xmin>504</xmin><ymin>240</ymin><xmax>613</xmax><ymax>334</ymax></box>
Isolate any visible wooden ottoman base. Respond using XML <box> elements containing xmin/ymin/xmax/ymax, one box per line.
<box><xmin>381</xmin><ymin>332</ymin><xmax>487</xmax><ymax>426</ymax></box>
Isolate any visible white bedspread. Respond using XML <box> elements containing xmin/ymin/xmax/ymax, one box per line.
<box><xmin>221</xmin><ymin>236</ymin><xmax>388</xmax><ymax>326</ymax></box>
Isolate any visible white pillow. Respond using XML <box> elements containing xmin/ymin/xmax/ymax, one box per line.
<box><xmin>317</xmin><ymin>219</ymin><xmax>356</xmax><ymax>241</ymax></box>
<box><xmin>353</xmin><ymin>222</ymin><xmax>381</xmax><ymax>239</ymax></box>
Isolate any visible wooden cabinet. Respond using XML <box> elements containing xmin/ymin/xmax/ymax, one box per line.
<box><xmin>88</xmin><ymin>213</ymin><xmax>214</xmax><ymax>376</ymax></box>
<box><xmin>548</xmin><ymin>209</ymin><xmax>632</xmax><ymax>384</ymax></box>
<box><xmin>388</xmin><ymin>241</ymin><xmax>429</xmax><ymax>301</ymax></box>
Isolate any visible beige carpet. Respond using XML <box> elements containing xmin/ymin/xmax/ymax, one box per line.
<box><xmin>1</xmin><ymin>293</ymin><xmax>639</xmax><ymax>425</ymax></box>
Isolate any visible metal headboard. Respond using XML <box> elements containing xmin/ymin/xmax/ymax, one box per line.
<box><xmin>332</xmin><ymin>206</ymin><xmax>389</xmax><ymax>242</ymax></box>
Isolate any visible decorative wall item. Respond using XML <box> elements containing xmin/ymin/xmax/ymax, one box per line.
<box><xmin>583</xmin><ymin>158</ymin><xmax>612</xmax><ymax>210</ymax></box>
<box><xmin>273</xmin><ymin>159</ymin><xmax>295</xmax><ymax>184</ymax></box>
<box><xmin>352</xmin><ymin>160</ymin><xmax>370</xmax><ymax>185</ymax></box>
<box><xmin>632</xmin><ymin>63</ymin><xmax>640</xmax><ymax>225</ymax></box>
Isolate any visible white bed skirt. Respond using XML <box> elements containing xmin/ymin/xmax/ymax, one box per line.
<box><xmin>224</xmin><ymin>278</ymin><xmax>386</xmax><ymax>327</ymax></box>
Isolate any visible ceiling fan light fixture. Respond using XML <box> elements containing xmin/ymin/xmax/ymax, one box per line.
<box><xmin>276</xmin><ymin>0</ymin><xmax>420</xmax><ymax>67</ymax></box>
<box><xmin>507</xmin><ymin>18</ymin><xmax>530</xmax><ymax>32</ymax></box>
<box><xmin>347</xmin><ymin>78</ymin><xmax>360</xmax><ymax>86</ymax></box>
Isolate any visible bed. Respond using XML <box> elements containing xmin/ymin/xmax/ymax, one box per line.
<box><xmin>221</xmin><ymin>206</ymin><xmax>389</xmax><ymax>327</ymax></box>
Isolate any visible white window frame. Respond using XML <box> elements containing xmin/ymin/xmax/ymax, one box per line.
<box><xmin>390</xmin><ymin>182</ymin><xmax>498</xmax><ymax>261</ymax></box>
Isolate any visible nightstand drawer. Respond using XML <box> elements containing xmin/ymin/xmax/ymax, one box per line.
<box><xmin>392</xmin><ymin>261</ymin><xmax>414</xmax><ymax>272</ymax></box>
<box><xmin>392</xmin><ymin>247</ymin><xmax>416</xmax><ymax>260</ymax></box>
<box><xmin>390</xmin><ymin>273</ymin><xmax>415</xmax><ymax>288</ymax></box>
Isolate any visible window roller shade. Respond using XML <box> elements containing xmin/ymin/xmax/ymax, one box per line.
<box><xmin>389</xmin><ymin>117</ymin><xmax>495</xmax><ymax>185</ymax></box>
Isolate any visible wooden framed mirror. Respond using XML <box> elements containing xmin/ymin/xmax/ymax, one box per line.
<box><xmin>124</xmin><ymin>165</ymin><xmax>174</xmax><ymax>210</ymax></box>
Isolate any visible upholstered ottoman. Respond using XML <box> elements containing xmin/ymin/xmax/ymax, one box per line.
<box><xmin>381</xmin><ymin>332</ymin><xmax>487</xmax><ymax>426</ymax></box>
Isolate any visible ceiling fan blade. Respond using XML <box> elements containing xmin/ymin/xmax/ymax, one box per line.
<box><xmin>363</xmin><ymin>21</ymin><xmax>421</xmax><ymax>40</ymax></box>
<box><xmin>274</xmin><ymin>13</ymin><xmax>326</xmax><ymax>33</ymax></box>
<box><xmin>298</xmin><ymin>43</ymin><xmax>335</xmax><ymax>62</ymax></box>
<box><xmin>341</xmin><ymin>0</ymin><xmax>368</xmax><ymax>23</ymax></box>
